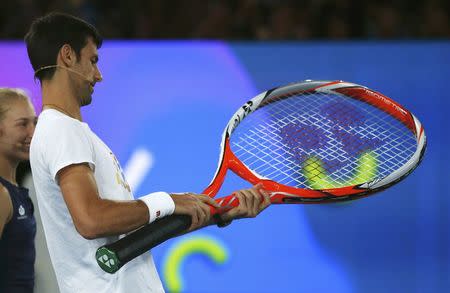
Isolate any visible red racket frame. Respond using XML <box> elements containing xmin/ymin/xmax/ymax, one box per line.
<box><xmin>203</xmin><ymin>80</ymin><xmax>426</xmax><ymax>212</ymax></box>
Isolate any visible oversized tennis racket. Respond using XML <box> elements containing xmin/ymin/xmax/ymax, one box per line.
<box><xmin>96</xmin><ymin>80</ymin><xmax>426</xmax><ymax>273</ymax></box>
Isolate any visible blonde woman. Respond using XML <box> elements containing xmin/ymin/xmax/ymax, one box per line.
<box><xmin>0</xmin><ymin>88</ymin><xmax>37</xmax><ymax>292</ymax></box>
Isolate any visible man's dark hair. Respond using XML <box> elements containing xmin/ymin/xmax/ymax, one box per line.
<box><xmin>24</xmin><ymin>12</ymin><xmax>103</xmax><ymax>82</ymax></box>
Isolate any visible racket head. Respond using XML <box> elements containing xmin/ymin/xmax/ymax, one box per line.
<box><xmin>204</xmin><ymin>80</ymin><xmax>426</xmax><ymax>203</ymax></box>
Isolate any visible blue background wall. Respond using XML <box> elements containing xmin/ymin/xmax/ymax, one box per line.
<box><xmin>1</xmin><ymin>41</ymin><xmax>449</xmax><ymax>293</ymax></box>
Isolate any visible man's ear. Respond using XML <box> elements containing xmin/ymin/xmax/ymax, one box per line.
<box><xmin>58</xmin><ymin>44</ymin><xmax>76</xmax><ymax>67</ymax></box>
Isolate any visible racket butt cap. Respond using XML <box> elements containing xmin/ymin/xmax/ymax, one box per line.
<box><xmin>96</xmin><ymin>246</ymin><xmax>121</xmax><ymax>274</ymax></box>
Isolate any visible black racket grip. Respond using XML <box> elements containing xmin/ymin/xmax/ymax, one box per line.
<box><xmin>96</xmin><ymin>214</ymin><xmax>191</xmax><ymax>274</ymax></box>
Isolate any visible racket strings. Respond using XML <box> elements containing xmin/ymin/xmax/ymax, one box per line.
<box><xmin>230</xmin><ymin>91</ymin><xmax>417</xmax><ymax>189</ymax></box>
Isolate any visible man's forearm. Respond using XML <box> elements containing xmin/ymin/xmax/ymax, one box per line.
<box><xmin>74</xmin><ymin>199</ymin><xmax>149</xmax><ymax>239</ymax></box>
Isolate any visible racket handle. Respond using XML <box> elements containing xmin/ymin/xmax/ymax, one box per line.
<box><xmin>96</xmin><ymin>214</ymin><xmax>191</xmax><ymax>274</ymax></box>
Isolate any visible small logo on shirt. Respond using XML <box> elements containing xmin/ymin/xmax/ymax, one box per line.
<box><xmin>17</xmin><ymin>205</ymin><xmax>27</xmax><ymax>220</ymax></box>
<box><xmin>110</xmin><ymin>152</ymin><xmax>131</xmax><ymax>193</ymax></box>
<box><xmin>19</xmin><ymin>205</ymin><xmax>25</xmax><ymax>216</ymax></box>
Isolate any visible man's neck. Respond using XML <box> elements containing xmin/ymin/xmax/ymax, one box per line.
<box><xmin>41</xmin><ymin>78</ymin><xmax>82</xmax><ymax>121</ymax></box>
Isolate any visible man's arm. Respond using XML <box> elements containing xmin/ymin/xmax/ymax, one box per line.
<box><xmin>57</xmin><ymin>163</ymin><xmax>218</xmax><ymax>239</ymax></box>
<box><xmin>0</xmin><ymin>186</ymin><xmax>13</xmax><ymax>238</ymax></box>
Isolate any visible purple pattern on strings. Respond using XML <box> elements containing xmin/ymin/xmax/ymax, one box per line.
<box><xmin>321</xmin><ymin>101</ymin><xmax>366</xmax><ymax>127</ymax></box>
<box><xmin>280</xmin><ymin>100</ymin><xmax>384</xmax><ymax>173</ymax></box>
<box><xmin>280</xmin><ymin>123</ymin><xmax>328</xmax><ymax>150</ymax></box>
<box><xmin>280</xmin><ymin>123</ymin><xmax>344</xmax><ymax>173</ymax></box>
<box><xmin>333</xmin><ymin>127</ymin><xmax>383</xmax><ymax>157</ymax></box>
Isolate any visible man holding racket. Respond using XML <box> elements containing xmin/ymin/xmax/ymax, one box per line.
<box><xmin>25</xmin><ymin>12</ymin><xmax>270</xmax><ymax>293</ymax></box>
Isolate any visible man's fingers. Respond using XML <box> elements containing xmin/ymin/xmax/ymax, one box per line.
<box><xmin>254</xmin><ymin>187</ymin><xmax>270</xmax><ymax>209</ymax></box>
<box><xmin>189</xmin><ymin>209</ymin><xmax>199</xmax><ymax>230</ymax></box>
<box><xmin>253</xmin><ymin>188</ymin><xmax>265</xmax><ymax>212</ymax></box>
<box><xmin>197</xmin><ymin>194</ymin><xmax>220</xmax><ymax>208</ymax></box>
<box><xmin>260</xmin><ymin>189</ymin><xmax>271</xmax><ymax>208</ymax></box>
<box><xmin>247</xmin><ymin>188</ymin><xmax>264</xmax><ymax>217</ymax></box>
<box><xmin>190</xmin><ymin>202</ymin><xmax>212</xmax><ymax>230</ymax></box>
<box><xmin>253</xmin><ymin>182</ymin><xmax>264</xmax><ymax>190</ymax></box>
<box><xmin>200</xmin><ymin>202</ymin><xmax>211</xmax><ymax>223</ymax></box>
<box><xmin>194</xmin><ymin>195</ymin><xmax>215</xmax><ymax>225</ymax></box>
<box><xmin>171</xmin><ymin>192</ymin><xmax>214</xmax><ymax>230</ymax></box>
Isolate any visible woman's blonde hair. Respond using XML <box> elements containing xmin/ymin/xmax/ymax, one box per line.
<box><xmin>0</xmin><ymin>88</ymin><xmax>31</xmax><ymax>121</ymax></box>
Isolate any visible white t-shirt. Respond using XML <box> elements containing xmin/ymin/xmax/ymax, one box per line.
<box><xmin>30</xmin><ymin>109</ymin><xmax>164</xmax><ymax>293</ymax></box>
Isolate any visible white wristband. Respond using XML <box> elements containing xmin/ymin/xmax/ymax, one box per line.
<box><xmin>139</xmin><ymin>192</ymin><xmax>175</xmax><ymax>223</ymax></box>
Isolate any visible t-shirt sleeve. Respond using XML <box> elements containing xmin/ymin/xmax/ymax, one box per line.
<box><xmin>41</xmin><ymin>118</ymin><xmax>96</xmax><ymax>181</ymax></box>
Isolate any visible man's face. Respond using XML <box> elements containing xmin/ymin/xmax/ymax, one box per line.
<box><xmin>72</xmin><ymin>37</ymin><xmax>102</xmax><ymax>106</ymax></box>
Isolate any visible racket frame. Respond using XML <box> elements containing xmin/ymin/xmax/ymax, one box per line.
<box><xmin>203</xmin><ymin>80</ymin><xmax>426</xmax><ymax>203</ymax></box>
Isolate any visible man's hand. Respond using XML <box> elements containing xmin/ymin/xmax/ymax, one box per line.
<box><xmin>171</xmin><ymin>192</ymin><xmax>220</xmax><ymax>231</ymax></box>
<box><xmin>220</xmin><ymin>183</ymin><xmax>271</xmax><ymax>222</ymax></box>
